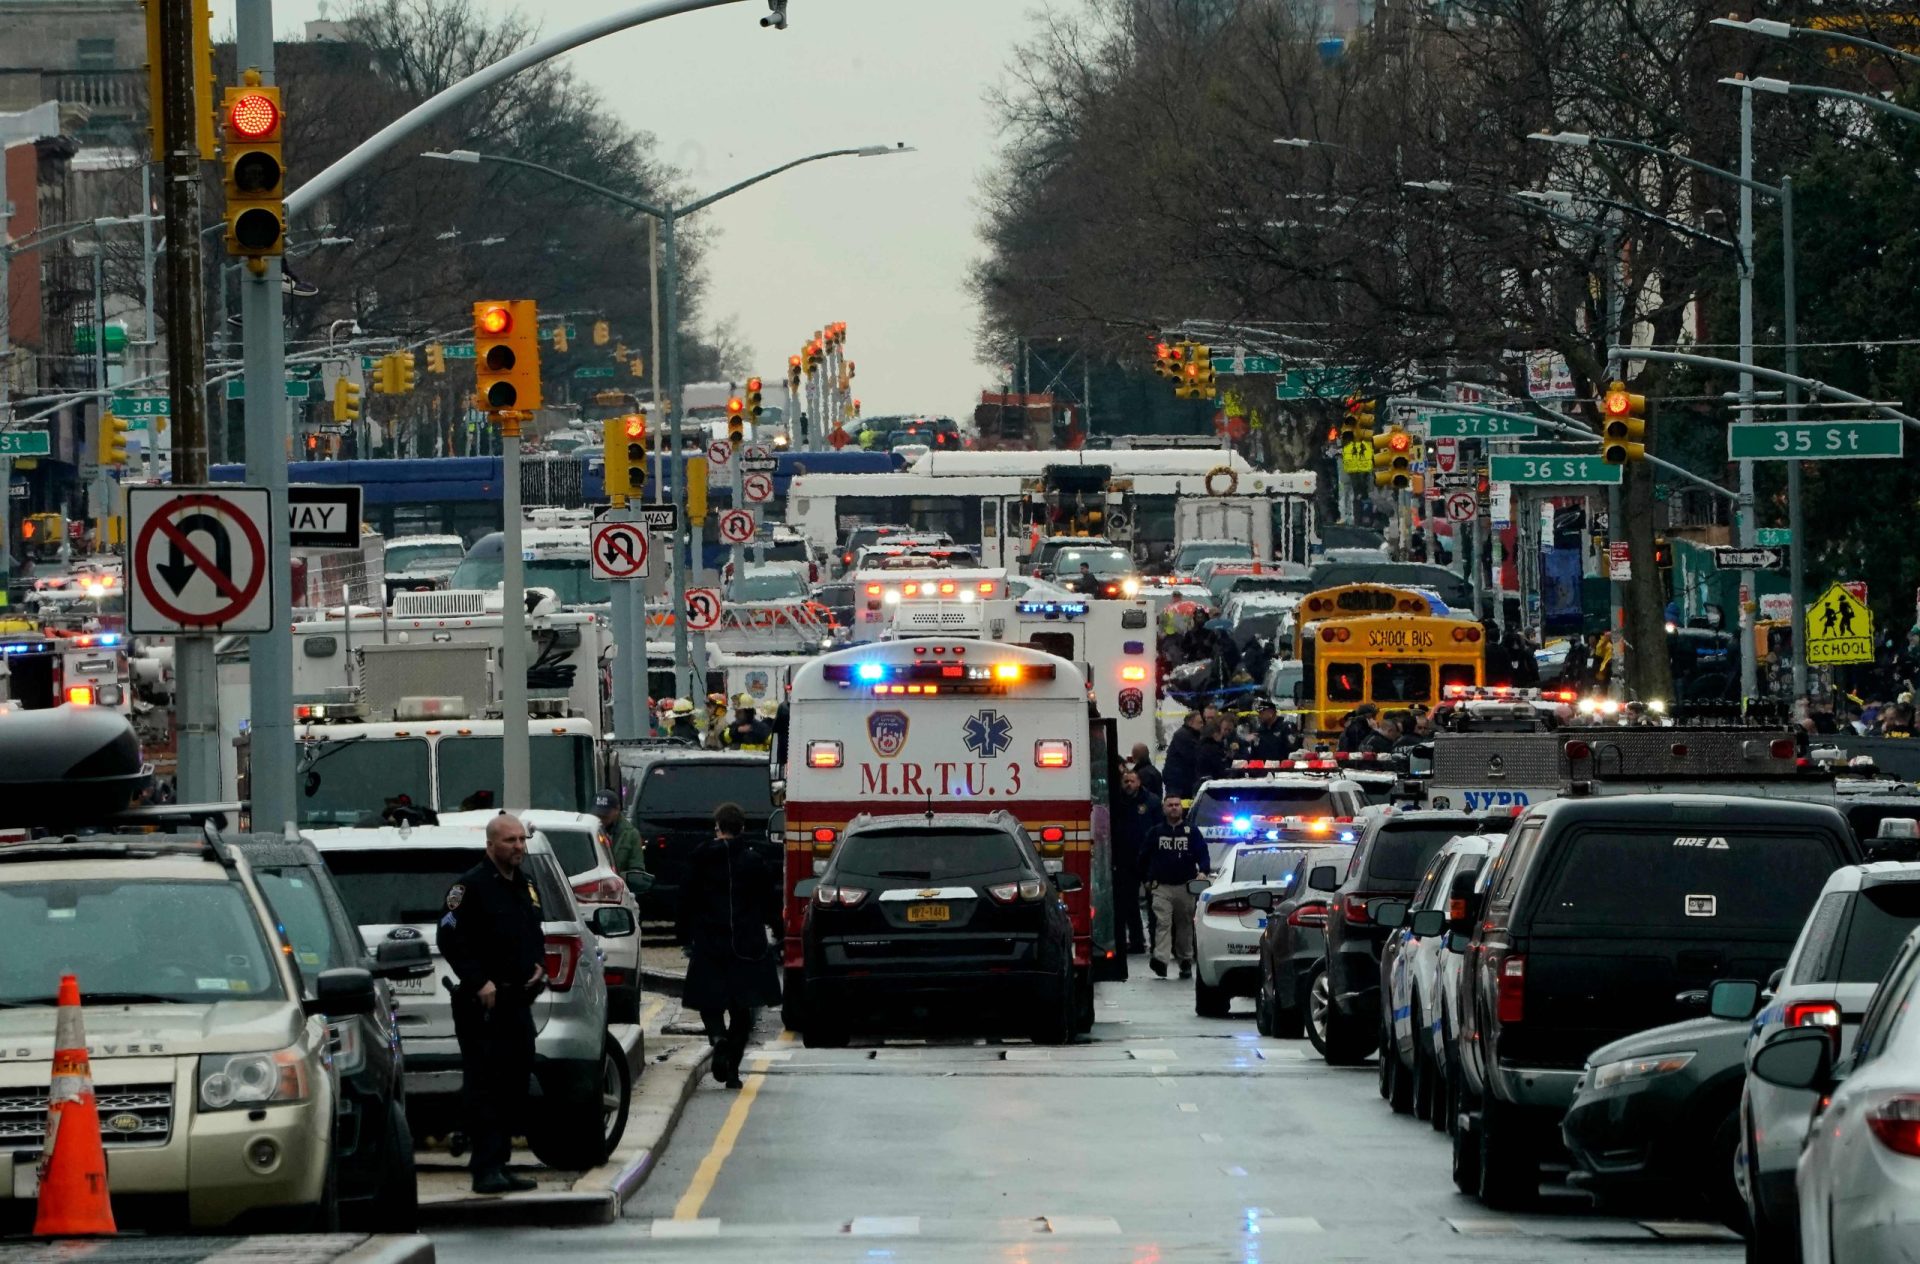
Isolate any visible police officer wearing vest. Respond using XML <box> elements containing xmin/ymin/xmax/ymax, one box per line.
<box><xmin>721</xmin><ymin>693</ymin><xmax>773</xmax><ymax>751</ymax></box>
<box><xmin>439</xmin><ymin>813</ymin><xmax>545</xmax><ymax>1194</ymax></box>
<box><xmin>1142</xmin><ymin>797</ymin><xmax>1211</xmax><ymax>979</ymax></box>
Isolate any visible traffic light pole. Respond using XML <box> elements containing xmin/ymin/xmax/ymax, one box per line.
<box><xmin>662</xmin><ymin>211</ymin><xmax>697</xmax><ymax>703</ymax></box>
<box><xmin>500</xmin><ymin>414</ymin><xmax>530</xmax><ymax>810</ymax></box>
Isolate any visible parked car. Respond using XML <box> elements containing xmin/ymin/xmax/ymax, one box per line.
<box><xmin>1311</xmin><ymin>810</ymin><xmax>1482</xmax><ymax>1065</ymax></box>
<box><xmin>1746</xmin><ymin>923</ymin><xmax>1920</xmax><ymax>1264</ymax></box>
<box><xmin>1717</xmin><ymin>860</ymin><xmax>1920</xmax><ymax>1261</ymax></box>
<box><xmin>1448</xmin><ymin>795</ymin><xmax>1859</xmax><ymax>1210</ymax></box>
<box><xmin>231</xmin><ymin>835</ymin><xmax>429</xmax><ymax>1230</ymax></box>
<box><xmin>439</xmin><ymin>808</ymin><xmax>649</xmax><ymax>1024</ymax></box>
<box><xmin>799</xmin><ymin>811</ymin><xmax>1078</xmax><ymax>1047</ymax></box>
<box><xmin>1248</xmin><ymin>844</ymin><xmax>1354</xmax><ymax>1038</ymax></box>
<box><xmin>612</xmin><ymin>746</ymin><xmax>775</xmax><ymax>917</ymax></box>
<box><xmin>1191</xmin><ymin>842</ymin><xmax>1305</xmax><ymax>1017</ymax></box>
<box><xmin>1186</xmin><ymin>773</ymin><xmax>1367</xmax><ymax>872</ymax></box>
<box><xmin>312</xmin><ymin>826</ymin><xmax>635</xmax><ymax>1170</ymax></box>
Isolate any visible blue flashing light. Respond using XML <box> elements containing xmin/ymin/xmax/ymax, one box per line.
<box><xmin>1232</xmin><ymin>815</ymin><xmax>1252</xmax><ymax>833</ymax></box>
<box><xmin>97</xmin><ymin>634</ymin><xmax>119</xmax><ymax>646</ymax></box>
<box><xmin>1339</xmin><ymin>831</ymin><xmax>1356</xmax><ymax>843</ymax></box>
<box><xmin>855</xmin><ymin>662</ymin><xmax>886</xmax><ymax>682</ymax></box>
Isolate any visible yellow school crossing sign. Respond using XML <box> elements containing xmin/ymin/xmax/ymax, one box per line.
<box><xmin>1342</xmin><ymin>440</ymin><xmax>1373</xmax><ymax>474</ymax></box>
<box><xmin>1805</xmin><ymin>582</ymin><xmax>1874</xmax><ymax>666</ymax></box>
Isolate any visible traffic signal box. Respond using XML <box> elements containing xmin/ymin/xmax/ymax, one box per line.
<box><xmin>96</xmin><ymin>413</ymin><xmax>130</xmax><ymax>467</ymax></box>
<box><xmin>603</xmin><ymin>415</ymin><xmax>647</xmax><ymax>506</ymax></box>
<box><xmin>332</xmin><ymin>379</ymin><xmax>361</xmax><ymax>424</ymax></box>
<box><xmin>593</xmin><ymin>321</ymin><xmax>610</xmax><ymax>347</ymax></box>
<box><xmin>372</xmin><ymin>351</ymin><xmax>415</xmax><ymax>395</ymax></box>
<box><xmin>746</xmin><ymin>378</ymin><xmax>765</xmax><ymax>422</ymax></box>
<box><xmin>1373</xmin><ymin>427</ymin><xmax>1414</xmax><ymax>488</ymax></box>
<box><xmin>426</xmin><ymin>343</ymin><xmax>446</xmax><ymax>374</ymax></box>
<box><xmin>1174</xmin><ymin>344</ymin><xmax>1216</xmax><ymax>400</ymax></box>
<box><xmin>220</xmin><ymin>75</ymin><xmax>284</xmax><ymax>261</ymax></box>
<box><xmin>787</xmin><ymin>355</ymin><xmax>803</xmax><ymax>392</ymax></box>
<box><xmin>1599</xmin><ymin>380</ymin><xmax>1647</xmax><ymax>465</ymax></box>
<box><xmin>473</xmin><ymin>300</ymin><xmax>541</xmax><ymax>412</ymax></box>
<box><xmin>726</xmin><ymin>397</ymin><xmax>746</xmax><ymax>447</ymax></box>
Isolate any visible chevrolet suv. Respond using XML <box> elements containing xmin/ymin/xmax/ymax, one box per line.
<box><xmin>0</xmin><ymin>835</ymin><xmax>372</xmax><ymax>1232</ymax></box>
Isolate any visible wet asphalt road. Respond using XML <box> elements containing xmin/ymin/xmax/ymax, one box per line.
<box><xmin>433</xmin><ymin>966</ymin><xmax>1742</xmax><ymax>1263</ymax></box>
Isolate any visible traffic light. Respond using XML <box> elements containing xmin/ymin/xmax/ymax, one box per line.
<box><xmin>552</xmin><ymin>325</ymin><xmax>569</xmax><ymax>354</ymax></box>
<box><xmin>392</xmin><ymin>350</ymin><xmax>416</xmax><ymax>394</ymax></box>
<box><xmin>1373</xmin><ymin>428</ymin><xmax>1413</xmax><ymax>489</ymax></box>
<box><xmin>629</xmin><ymin>354</ymin><xmax>644</xmax><ymax>379</ymax></box>
<box><xmin>726</xmin><ymin>396</ymin><xmax>746</xmax><ymax>446</ymax></box>
<box><xmin>1599</xmin><ymin>379</ymin><xmax>1647</xmax><ymax>464</ymax></box>
<box><xmin>220</xmin><ymin>76</ymin><xmax>284</xmax><ymax>259</ymax></box>
<box><xmin>787</xmin><ymin>354</ymin><xmax>803</xmax><ymax>391</ymax></box>
<box><xmin>96</xmin><ymin>411</ymin><xmax>129</xmax><ymax>467</ymax></box>
<box><xmin>1653</xmin><ymin>536</ymin><xmax>1674</xmax><ymax>570</ymax></box>
<box><xmin>426</xmin><ymin>343</ymin><xmax>446</xmax><ymax>374</ymax></box>
<box><xmin>746</xmin><ymin>377</ymin><xmax>764</xmax><ymax>421</ymax></box>
<box><xmin>473</xmin><ymin>299</ymin><xmax>541</xmax><ymax>412</ymax></box>
<box><xmin>1339</xmin><ymin>395</ymin><xmax>1361</xmax><ymax>444</ymax></box>
<box><xmin>1353</xmin><ymin>403</ymin><xmax>1377</xmax><ymax>446</ymax></box>
<box><xmin>332</xmin><ymin>379</ymin><xmax>361</xmax><ymax>424</ymax></box>
<box><xmin>1190</xmin><ymin>345</ymin><xmax>1216</xmax><ymax>394</ymax></box>
<box><xmin>593</xmin><ymin>320</ymin><xmax>610</xmax><ymax>346</ymax></box>
<box><xmin>1154</xmin><ymin>342</ymin><xmax>1176</xmax><ymax>380</ymax></box>
<box><xmin>603</xmin><ymin>414</ymin><xmax>648</xmax><ymax>505</ymax></box>
<box><xmin>687</xmin><ymin>456</ymin><xmax>709</xmax><ymax>524</ymax></box>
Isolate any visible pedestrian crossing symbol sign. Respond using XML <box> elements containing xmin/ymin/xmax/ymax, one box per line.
<box><xmin>1805</xmin><ymin>582</ymin><xmax>1874</xmax><ymax>666</ymax></box>
<box><xmin>1342</xmin><ymin>440</ymin><xmax>1373</xmax><ymax>475</ymax></box>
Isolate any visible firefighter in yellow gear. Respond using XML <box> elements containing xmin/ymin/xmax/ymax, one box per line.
<box><xmin>720</xmin><ymin>692</ymin><xmax>773</xmax><ymax>751</ymax></box>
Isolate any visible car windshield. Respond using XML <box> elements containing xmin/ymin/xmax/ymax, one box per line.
<box><xmin>298</xmin><ymin>737</ymin><xmax>432</xmax><ymax>826</ymax></box>
<box><xmin>1365</xmin><ymin>826</ymin><xmax>1467</xmax><ymax>884</ymax></box>
<box><xmin>634</xmin><ymin>763</ymin><xmax>774</xmax><ymax>818</ymax></box>
<box><xmin>387</xmin><ymin>542</ymin><xmax>463</xmax><ymax>572</ymax></box>
<box><xmin>254</xmin><ymin>867</ymin><xmax>351</xmax><ymax>986</ymax></box>
<box><xmin>448</xmin><ymin>556</ymin><xmax>611</xmax><ymax>606</ymax></box>
<box><xmin>1190</xmin><ymin>786</ymin><xmax>1336</xmax><ymax>837</ymax></box>
<box><xmin>539</xmin><ymin>826</ymin><xmax>603</xmax><ymax>877</ymax></box>
<box><xmin>1176</xmin><ymin>543</ymin><xmax>1252</xmax><ymax>570</ymax></box>
<box><xmin>833</xmin><ymin>829</ymin><xmax>1027</xmax><ymax>881</ymax></box>
<box><xmin>0</xmin><ymin>879</ymin><xmax>284</xmax><ymax>1005</ymax></box>
<box><xmin>1836</xmin><ymin>884</ymin><xmax>1920</xmax><ymax>981</ymax></box>
<box><xmin>763</xmin><ymin>540</ymin><xmax>810</xmax><ymax>563</ymax></box>
<box><xmin>1054</xmin><ymin>549</ymin><xmax>1133</xmax><ymax>577</ymax></box>
<box><xmin>324</xmin><ymin>847</ymin><xmax>486</xmax><ymax>925</ymax></box>
<box><xmin>439</xmin><ymin>735</ymin><xmax>596</xmax><ymax>814</ymax></box>
<box><xmin>1229</xmin><ymin>846</ymin><xmax>1305</xmax><ymax>885</ymax></box>
<box><xmin>732</xmin><ymin>571</ymin><xmax>809</xmax><ymax>601</ymax></box>
<box><xmin>1535</xmin><ymin>828</ymin><xmax>1839</xmax><ymax>929</ymax></box>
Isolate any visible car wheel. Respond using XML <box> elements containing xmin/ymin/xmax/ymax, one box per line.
<box><xmin>1744</xmin><ymin>1154</ymin><xmax>1801</xmax><ymax>1264</ymax></box>
<box><xmin>1307</xmin><ymin>968</ymin><xmax>1375</xmax><ymax>1066</ymax></box>
<box><xmin>1451</xmin><ymin>1102</ymin><xmax>1481</xmax><ymax>1195</ymax></box>
<box><xmin>1476</xmin><ymin>1099</ymin><xmax>1538</xmax><ymax>1210</ymax></box>
<box><xmin>803</xmin><ymin>1002</ymin><xmax>850</xmax><ymax>1048</ymax></box>
<box><xmin>1194</xmin><ymin>972</ymin><xmax>1231</xmax><ymax>1019</ymax></box>
<box><xmin>1071</xmin><ymin>968</ymin><xmax>1096</xmax><ymax>1034</ymax></box>
<box><xmin>1384</xmin><ymin>1014</ymin><xmax>1414</xmax><ymax>1114</ymax></box>
<box><xmin>1708</xmin><ymin>1109</ymin><xmax>1751</xmax><ymax>1237</ymax></box>
<box><xmin>1273</xmin><ymin>977</ymin><xmax>1304</xmax><ymax>1040</ymax></box>
<box><xmin>781</xmin><ymin>966</ymin><xmax>806</xmax><ymax>1033</ymax></box>
<box><xmin>1254</xmin><ymin>973</ymin><xmax>1275</xmax><ymax>1037</ymax></box>
<box><xmin>1032</xmin><ymin>969</ymin><xmax>1074</xmax><ymax>1046</ymax></box>
<box><xmin>527</xmin><ymin>1043</ymin><xmax>627</xmax><ymax>1171</ymax></box>
<box><xmin>1411</xmin><ymin>1008</ymin><xmax>1437</xmax><ymax>1124</ymax></box>
<box><xmin>607</xmin><ymin>978</ymin><xmax>643</xmax><ymax>1026</ymax></box>
<box><xmin>1442</xmin><ymin>1029</ymin><xmax>1465</xmax><ymax>1137</ymax></box>
<box><xmin>363</xmin><ymin>1101</ymin><xmax>418</xmax><ymax>1232</ymax></box>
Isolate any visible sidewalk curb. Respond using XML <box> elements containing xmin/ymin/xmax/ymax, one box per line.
<box><xmin>414</xmin><ymin>1038</ymin><xmax>712</xmax><ymax>1228</ymax></box>
<box><xmin>640</xmin><ymin>965</ymin><xmax>686</xmax><ymax>996</ymax></box>
<box><xmin>336</xmin><ymin>1235</ymin><xmax>440</xmax><ymax>1264</ymax></box>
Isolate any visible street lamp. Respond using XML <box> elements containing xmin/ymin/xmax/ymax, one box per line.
<box><xmin>1712</xmin><ymin>15</ymin><xmax>1920</xmax><ymax>69</ymax></box>
<box><xmin>1723</xmin><ymin>75</ymin><xmax>1920</xmax><ymax>128</ymax></box>
<box><xmin>420</xmin><ymin>141</ymin><xmax>914</xmax><ymax>728</ymax></box>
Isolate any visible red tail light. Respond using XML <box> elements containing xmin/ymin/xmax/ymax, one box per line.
<box><xmin>544</xmin><ymin>933</ymin><xmax>583</xmax><ymax>991</ymax></box>
<box><xmin>1496</xmin><ymin>954</ymin><xmax>1526</xmax><ymax>1024</ymax></box>
<box><xmin>1341</xmin><ymin>894</ymin><xmax>1373</xmax><ymax>926</ymax></box>
<box><xmin>1868</xmin><ymin>1096</ymin><xmax>1920</xmax><ymax>1156</ymax></box>
<box><xmin>571</xmin><ymin>875</ymin><xmax>627</xmax><ymax>904</ymax></box>
<box><xmin>1785</xmin><ymin>1000</ymin><xmax>1843</xmax><ymax>1055</ymax></box>
<box><xmin>1447</xmin><ymin>897</ymin><xmax>1468</xmax><ymax>922</ymax></box>
<box><xmin>1206</xmin><ymin>898</ymin><xmax>1252</xmax><ymax>917</ymax></box>
<box><xmin>1288</xmin><ymin>902</ymin><xmax>1329</xmax><ymax>928</ymax></box>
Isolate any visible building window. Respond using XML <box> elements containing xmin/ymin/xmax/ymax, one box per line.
<box><xmin>75</xmin><ymin>39</ymin><xmax>117</xmax><ymax>71</ymax></box>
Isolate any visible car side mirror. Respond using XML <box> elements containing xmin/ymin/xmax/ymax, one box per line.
<box><xmin>372</xmin><ymin>938</ymin><xmax>432</xmax><ymax>980</ymax></box>
<box><xmin>1307</xmin><ymin>864</ymin><xmax>1339</xmax><ymax>893</ymax></box>
<box><xmin>1185</xmin><ymin>878</ymin><xmax>1210</xmax><ymax>896</ymax></box>
<box><xmin>1708</xmin><ymin>978</ymin><xmax>1763</xmax><ymax>1022</ymax></box>
<box><xmin>1752</xmin><ymin>1027</ymin><xmax>1835</xmax><ymax>1091</ymax></box>
<box><xmin>1372</xmin><ymin>900</ymin><xmax>1409</xmax><ymax>929</ymax></box>
<box><xmin>1054</xmin><ymin>872</ymin><xmax>1085</xmax><ymax>893</ymax></box>
<box><xmin>1247</xmin><ymin>890</ymin><xmax>1275</xmax><ymax>911</ymax></box>
<box><xmin>624</xmin><ymin>869</ymin><xmax>655</xmax><ymax>896</ymax></box>
<box><xmin>309</xmin><ymin>967</ymin><xmax>376</xmax><ymax>1019</ymax></box>
<box><xmin>793</xmin><ymin>878</ymin><xmax>819</xmax><ymax>900</ymax></box>
<box><xmin>1446</xmin><ymin>931</ymin><xmax>1471</xmax><ymax>954</ymax></box>
<box><xmin>1409</xmin><ymin>909</ymin><xmax>1447</xmax><ymax>938</ymax></box>
<box><xmin>590</xmin><ymin>906</ymin><xmax>638</xmax><ymax>939</ymax></box>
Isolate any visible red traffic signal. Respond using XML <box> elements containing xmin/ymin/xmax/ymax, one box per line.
<box><xmin>624</xmin><ymin>415</ymin><xmax>645</xmax><ymax>439</ymax></box>
<box><xmin>226</xmin><ymin>90</ymin><xmax>281</xmax><ymax>140</ymax></box>
<box><xmin>726</xmin><ymin>397</ymin><xmax>745</xmax><ymax>417</ymax></box>
<box><xmin>1388</xmin><ymin>430</ymin><xmax>1411</xmax><ymax>452</ymax></box>
<box><xmin>1602</xmin><ymin>386</ymin><xmax>1634</xmax><ymax>418</ymax></box>
<box><xmin>478</xmin><ymin>305</ymin><xmax>512</xmax><ymax>336</ymax></box>
<box><xmin>747</xmin><ymin>376</ymin><xmax>763</xmax><ymax>393</ymax></box>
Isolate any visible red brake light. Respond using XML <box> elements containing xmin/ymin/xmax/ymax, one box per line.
<box><xmin>1868</xmin><ymin>1096</ymin><xmax>1920</xmax><ymax>1157</ymax></box>
<box><xmin>1447</xmin><ymin>898</ymin><xmax>1468</xmax><ymax>922</ymax></box>
<box><xmin>811</xmin><ymin>827</ymin><xmax>838</xmax><ymax>843</ymax></box>
<box><xmin>1039</xmin><ymin>827</ymin><xmax>1065</xmax><ymax>843</ymax></box>
<box><xmin>1496</xmin><ymin>954</ymin><xmax>1526</xmax><ymax>1024</ymax></box>
<box><xmin>1785</xmin><ymin>1000</ymin><xmax>1842</xmax><ymax>1055</ymax></box>
<box><xmin>1206</xmin><ymin>898</ymin><xmax>1252</xmax><ymax>916</ymax></box>
<box><xmin>65</xmin><ymin>686</ymin><xmax>94</xmax><ymax>706</ymax></box>
<box><xmin>1564</xmin><ymin>740</ymin><xmax>1591</xmax><ymax>760</ymax></box>
<box><xmin>1288</xmin><ymin>902</ymin><xmax>1328</xmax><ymax>928</ymax></box>
<box><xmin>1341</xmin><ymin>895</ymin><xmax>1372</xmax><ymax>926</ymax></box>
<box><xmin>1034</xmin><ymin>740</ymin><xmax>1072</xmax><ymax>769</ymax></box>
<box><xmin>1771</xmin><ymin>738</ymin><xmax>1796</xmax><ymax>759</ymax></box>
<box><xmin>543</xmin><ymin>933</ymin><xmax>583</xmax><ymax>991</ymax></box>
<box><xmin>571</xmin><ymin>876</ymin><xmax>626</xmax><ymax>904</ymax></box>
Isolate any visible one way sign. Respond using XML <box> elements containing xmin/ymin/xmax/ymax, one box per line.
<box><xmin>1712</xmin><ymin>547</ymin><xmax>1785</xmax><ymax>572</ymax></box>
<box><xmin>289</xmin><ymin>485</ymin><xmax>364</xmax><ymax>549</ymax></box>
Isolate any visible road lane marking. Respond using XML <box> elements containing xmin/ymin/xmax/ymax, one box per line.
<box><xmin>651</xmin><ymin>1219</ymin><xmax>721</xmax><ymax>1238</ymax></box>
<box><xmin>1042</xmin><ymin>1214</ymin><xmax>1121</xmax><ymax>1235</ymax></box>
<box><xmin>1177</xmin><ymin>1102</ymin><xmax>1199</xmax><ymax>1112</ymax></box>
<box><xmin>1200</xmin><ymin>1132</ymin><xmax>1223</xmax><ymax>1143</ymax></box>
<box><xmin>849</xmin><ymin>1216</ymin><xmax>922</xmax><ymax>1236</ymax></box>
<box><xmin>672</xmin><ymin>1031</ymin><xmax>792</xmax><ymax>1220</ymax></box>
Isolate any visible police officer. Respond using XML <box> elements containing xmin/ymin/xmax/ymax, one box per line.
<box><xmin>438</xmin><ymin>814</ymin><xmax>545</xmax><ymax>1194</ymax></box>
<box><xmin>1249</xmin><ymin>697</ymin><xmax>1294</xmax><ymax>761</ymax></box>
<box><xmin>1141</xmin><ymin>797</ymin><xmax>1210</xmax><ymax>979</ymax></box>
<box><xmin>721</xmin><ymin>694</ymin><xmax>773</xmax><ymax>751</ymax></box>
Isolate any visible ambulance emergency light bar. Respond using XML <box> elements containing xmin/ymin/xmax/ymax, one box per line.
<box><xmin>865</xmin><ymin>579</ymin><xmax>1000</xmax><ymax>605</ymax></box>
<box><xmin>822</xmin><ymin>655</ymin><xmax>1057</xmax><ymax>694</ymax></box>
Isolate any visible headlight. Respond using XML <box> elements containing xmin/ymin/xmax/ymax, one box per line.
<box><xmin>330</xmin><ymin>1018</ymin><xmax>366</xmax><ymax>1077</ymax></box>
<box><xmin>1121</xmin><ymin>577</ymin><xmax>1141</xmax><ymax>597</ymax></box>
<box><xmin>198</xmin><ymin>1045</ymin><xmax>312</xmax><ymax>1111</ymax></box>
<box><xmin>1588</xmin><ymin>1050</ymin><xmax>1694</xmax><ymax>1090</ymax></box>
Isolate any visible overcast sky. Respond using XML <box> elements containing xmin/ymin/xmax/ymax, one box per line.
<box><xmin>209</xmin><ymin>0</ymin><xmax>1036</xmax><ymax>420</ymax></box>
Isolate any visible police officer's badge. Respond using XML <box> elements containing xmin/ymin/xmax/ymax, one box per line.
<box><xmin>527</xmin><ymin>883</ymin><xmax>541</xmax><ymax>908</ymax></box>
<box><xmin>446</xmin><ymin>884</ymin><xmax>465</xmax><ymax>910</ymax></box>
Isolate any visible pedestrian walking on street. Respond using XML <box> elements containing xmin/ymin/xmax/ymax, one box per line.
<box><xmin>1163</xmin><ymin>710</ymin><xmax>1205</xmax><ymax>800</ymax></box>
<box><xmin>438</xmin><ymin>813</ymin><xmax>545</xmax><ymax>1194</ymax></box>
<box><xmin>677</xmin><ymin>802</ymin><xmax>783</xmax><ymax>1089</ymax></box>
<box><xmin>1113</xmin><ymin>769</ymin><xmax>1159</xmax><ymax>955</ymax></box>
<box><xmin>1141</xmin><ymin>797</ymin><xmax>1209</xmax><ymax>979</ymax></box>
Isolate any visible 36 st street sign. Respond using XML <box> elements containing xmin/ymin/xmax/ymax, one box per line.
<box><xmin>1488</xmin><ymin>454</ymin><xmax>1623</xmax><ymax>485</ymax></box>
<box><xmin>1727</xmin><ymin>420</ymin><xmax>1904</xmax><ymax>460</ymax></box>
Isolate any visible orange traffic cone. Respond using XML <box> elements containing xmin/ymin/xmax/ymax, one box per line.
<box><xmin>33</xmin><ymin>974</ymin><xmax>114</xmax><ymax>1236</ymax></box>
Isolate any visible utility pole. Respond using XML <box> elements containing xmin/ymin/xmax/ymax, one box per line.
<box><xmin>158</xmin><ymin>0</ymin><xmax>221</xmax><ymax>805</ymax></box>
<box><xmin>1734</xmin><ymin>82</ymin><xmax>1760</xmax><ymax>703</ymax></box>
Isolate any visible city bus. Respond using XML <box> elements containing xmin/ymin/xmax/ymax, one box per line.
<box><xmin>1291</xmin><ymin>584</ymin><xmax>1443</xmax><ymax>658</ymax></box>
<box><xmin>1298</xmin><ymin>612</ymin><xmax>1486</xmax><ymax>738</ymax></box>
<box><xmin>781</xmin><ymin>639</ymin><xmax>1112</xmax><ymax>1032</ymax></box>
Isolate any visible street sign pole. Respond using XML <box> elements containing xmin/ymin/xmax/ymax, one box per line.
<box><xmin>500</xmin><ymin>413</ymin><xmax>529</xmax><ymax>811</ymax></box>
<box><xmin>603</xmin><ymin>506</ymin><xmax>637</xmax><ymax>739</ymax></box>
<box><xmin>730</xmin><ymin>441</ymin><xmax>745</xmax><ymax>580</ymax></box>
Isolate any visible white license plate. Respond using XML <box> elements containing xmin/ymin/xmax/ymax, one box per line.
<box><xmin>390</xmin><ymin>974</ymin><xmax>440</xmax><ymax>996</ymax></box>
<box><xmin>11</xmin><ymin>1154</ymin><xmax>39</xmax><ymax>1200</ymax></box>
<box><xmin>1228</xmin><ymin>943</ymin><xmax>1260</xmax><ymax>955</ymax></box>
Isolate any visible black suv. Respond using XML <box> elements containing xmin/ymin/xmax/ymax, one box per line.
<box><xmin>1449</xmin><ymin>794</ymin><xmax>1859</xmax><ymax>1210</ymax></box>
<box><xmin>1248</xmin><ymin>843</ymin><xmax>1354</xmax><ymax>1038</ymax></box>
<box><xmin>800</xmin><ymin>811</ymin><xmax>1079</xmax><ymax>1047</ymax></box>
<box><xmin>232</xmin><ymin>837</ymin><xmax>431</xmax><ymax>1230</ymax></box>
<box><xmin>1311</xmin><ymin>810</ymin><xmax>1483</xmax><ymax>1065</ymax></box>
<box><xmin>612</xmin><ymin>745</ymin><xmax>775</xmax><ymax>916</ymax></box>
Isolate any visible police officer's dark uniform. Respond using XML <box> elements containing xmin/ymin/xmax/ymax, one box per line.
<box><xmin>439</xmin><ymin>843</ymin><xmax>545</xmax><ymax>1193</ymax></box>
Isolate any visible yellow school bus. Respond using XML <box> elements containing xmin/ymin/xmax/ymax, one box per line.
<box><xmin>1291</xmin><ymin>584</ymin><xmax>1437</xmax><ymax>659</ymax></box>
<box><xmin>1298</xmin><ymin>612</ymin><xmax>1485</xmax><ymax>738</ymax></box>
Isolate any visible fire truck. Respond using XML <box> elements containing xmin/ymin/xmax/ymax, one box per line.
<box><xmin>782</xmin><ymin>640</ymin><xmax>1111</xmax><ymax>1034</ymax></box>
<box><xmin>0</xmin><ymin>630</ymin><xmax>130</xmax><ymax>713</ymax></box>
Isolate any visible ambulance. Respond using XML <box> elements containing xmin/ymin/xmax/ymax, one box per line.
<box><xmin>844</xmin><ymin>567</ymin><xmax>1012</xmax><ymax>643</ymax></box>
<box><xmin>782</xmin><ymin>639</ymin><xmax>1112</xmax><ymax>1033</ymax></box>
